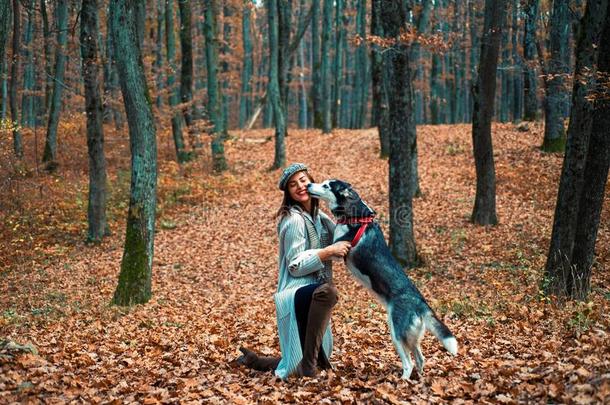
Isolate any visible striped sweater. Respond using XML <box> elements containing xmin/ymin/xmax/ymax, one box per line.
<box><xmin>273</xmin><ymin>206</ymin><xmax>335</xmax><ymax>379</ymax></box>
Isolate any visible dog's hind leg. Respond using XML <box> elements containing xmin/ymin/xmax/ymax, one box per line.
<box><xmin>413</xmin><ymin>344</ymin><xmax>425</xmax><ymax>375</ymax></box>
<box><xmin>388</xmin><ymin>305</ymin><xmax>416</xmax><ymax>379</ymax></box>
<box><xmin>391</xmin><ymin>332</ymin><xmax>414</xmax><ymax>380</ymax></box>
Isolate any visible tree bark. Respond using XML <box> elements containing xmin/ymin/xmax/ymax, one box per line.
<box><xmin>40</xmin><ymin>0</ymin><xmax>53</xmax><ymax>119</ymax></box>
<box><xmin>523</xmin><ymin>0</ymin><xmax>539</xmax><ymax>121</ymax></box>
<box><xmin>81</xmin><ymin>0</ymin><xmax>109</xmax><ymax>243</ymax></box>
<box><xmin>0</xmin><ymin>1</ymin><xmax>8</xmax><ymax>122</ymax></box>
<box><xmin>239</xmin><ymin>0</ymin><xmax>254</xmax><ymax>128</ymax></box>
<box><xmin>470</xmin><ymin>0</ymin><xmax>507</xmax><ymax>226</ymax></box>
<box><xmin>380</xmin><ymin>0</ymin><xmax>418</xmax><ymax>267</ymax></box>
<box><xmin>165</xmin><ymin>0</ymin><xmax>187</xmax><ymax>163</ymax></box>
<box><xmin>204</xmin><ymin>0</ymin><xmax>228</xmax><ymax>172</ymax></box>
<box><xmin>21</xmin><ymin>0</ymin><xmax>35</xmax><ymax>128</ymax></box>
<box><xmin>109</xmin><ymin>0</ymin><xmax>158</xmax><ymax>306</ymax></box>
<box><xmin>267</xmin><ymin>0</ymin><xmax>286</xmax><ymax>168</ymax></box>
<box><xmin>332</xmin><ymin>0</ymin><xmax>345</xmax><ymax>128</ymax></box>
<box><xmin>320</xmin><ymin>0</ymin><xmax>333</xmax><ymax>133</ymax></box>
<box><xmin>42</xmin><ymin>0</ymin><xmax>68</xmax><ymax>168</ymax></box>
<box><xmin>9</xmin><ymin>0</ymin><xmax>22</xmax><ymax>158</ymax></box>
<box><xmin>154</xmin><ymin>0</ymin><xmax>164</xmax><ymax>107</ymax></box>
<box><xmin>178</xmin><ymin>0</ymin><xmax>194</xmax><ymax>127</ymax></box>
<box><xmin>311</xmin><ymin>0</ymin><xmax>322</xmax><ymax>128</ymax></box>
<box><xmin>371</xmin><ymin>0</ymin><xmax>389</xmax><ymax>156</ymax></box>
<box><xmin>353</xmin><ymin>0</ymin><xmax>368</xmax><ymax>129</ymax></box>
<box><xmin>544</xmin><ymin>0</ymin><xmax>609</xmax><ymax>299</ymax></box>
<box><xmin>542</xmin><ymin>0</ymin><xmax>569</xmax><ymax>152</ymax></box>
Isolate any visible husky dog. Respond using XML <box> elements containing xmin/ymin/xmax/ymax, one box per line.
<box><xmin>307</xmin><ymin>179</ymin><xmax>458</xmax><ymax>380</ymax></box>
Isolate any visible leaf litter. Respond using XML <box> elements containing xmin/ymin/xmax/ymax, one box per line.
<box><xmin>0</xmin><ymin>122</ymin><xmax>609</xmax><ymax>403</ymax></box>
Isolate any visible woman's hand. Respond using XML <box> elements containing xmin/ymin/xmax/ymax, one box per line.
<box><xmin>319</xmin><ymin>241</ymin><xmax>352</xmax><ymax>261</ymax></box>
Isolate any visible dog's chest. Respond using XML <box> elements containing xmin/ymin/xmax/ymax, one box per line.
<box><xmin>334</xmin><ymin>225</ymin><xmax>375</xmax><ymax>294</ymax></box>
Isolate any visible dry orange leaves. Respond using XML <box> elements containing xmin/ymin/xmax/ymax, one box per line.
<box><xmin>1</xmin><ymin>122</ymin><xmax>609</xmax><ymax>403</ymax></box>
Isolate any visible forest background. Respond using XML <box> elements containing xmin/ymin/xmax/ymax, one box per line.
<box><xmin>0</xmin><ymin>0</ymin><xmax>609</xmax><ymax>403</ymax></box>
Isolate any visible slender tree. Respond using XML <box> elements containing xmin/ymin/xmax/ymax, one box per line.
<box><xmin>0</xmin><ymin>2</ymin><xmax>9</xmax><ymax>122</ymax></box>
<box><xmin>320</xmin><ymin>0</ymin><xmax>333</xmax><ymax>133</ymax></box>
<box><xmin>523</xmin><ymin>0</ymin><xmax>539</xmax><ymax>121</ymax></box>
<box><xmin>510</xmin><ymin>0</ymin><xmax>522</xmax><ymax>122</ymax></box>
<box><xmin>9</xmin><ymin>0</ymin><xmax>22</xmax><ymax>158</ymax></box>
<box><xmin>109</xmin><ymin>0</ymin><xmax>158</xmax><ymax>306</ymax></box>
<box><xmin>40</xmin><ymin>0</ymin><xmax>53</xmax><ymax>118</ymax></box>
<box><xmin>544</xmin><ymin>0</ymin><xmax>608</xmax><ymax>299</ymax></box>
<box><xmin>470</xmin><ymin>0</ymin><xmax>507</xmax><ymax>225</ymax></box>
<box><xmin>42</xmin><ymin>0</ymin><xmax>68</xmax><ymax>169</ymax></box>
<box><xmin>0</xmin><ymin>2</ymin><xmax>8</xmax><ymax>88</ymax></box>
<box><xmin>379</xmin><ymin>0</ymin><xmax>418</xmax><ymax>266</ymax></box>
<box><xmin>204</xmin><ymin>0</ymin><xmax>228</xmax><ymax>171</ymax></box>
<box><xmin>310</xmin><ymin>0</ymin><xmax>322</xmax><ymax>128</ymax></box>
<box><xmin>178</xmin><ymin>0</ymin><xmax>194</xmax><ymax>127</ymax></box>
<box><xmin>165</xmin><ymin>0</ymin><xmax>188</xmax><ymax>163</ymax></box>
<box><xmin>21</xmin><ymin>0</ymin><xmax>35</xmax><ymax>128</ymax></box>
<box><xmin>81</xmin><ymin>0</ymin><xmax>109</xmax><ymax>243</ymax></box>
<box><xmin>542</xmin><ymin>0</ymin><xmax>569</xmax><ymax>152</ymax></box>
<box><xmin>353</xmin><ymin>0</ymin><xmax>368</xmax><ymax>128</ymax></box>
<box><xmin>221</xmin><ymin>3</ymin><xmax>233</xmax><ymax>131</ymax></box>
<box><xmin>239</xmin><ymin>0</ymin><xmax>254</xmax><ymax>128</ymax></box>
<box><xmin>267</xmin><ymin>0</ymin><xmax>286</xmax><ymax>168</ymax></box>
<box><xmin>154</xmin><ymin>0</ymin><xmax>164</xmax><ymax>107</ymax></box>
<box><xmin>332</xmin><ymin>0</ymin><xmax>345</xmax><ymax>127</ymax></box>
<box><xmin>371</xmin><ymin>0</ymin><xmax>389</xmax><ymax>156</ymax></box>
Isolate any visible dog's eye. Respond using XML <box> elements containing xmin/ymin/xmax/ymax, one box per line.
<box><xmin>323</xmin><ymin>184</ymin><xmax>329</xmax><ymax>189</ymax></box>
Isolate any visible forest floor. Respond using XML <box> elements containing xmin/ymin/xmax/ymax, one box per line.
<box><xmin>1</xmin><ymin>119</ymin><xmax>609</xmax><ymax>404</ymax></box>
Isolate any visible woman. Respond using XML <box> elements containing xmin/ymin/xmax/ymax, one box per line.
<box><xmin>237</xmin><ymin>163</ymin><xmax>351</xmax><ymax>379</ymax></box>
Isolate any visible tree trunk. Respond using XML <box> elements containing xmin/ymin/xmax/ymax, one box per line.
<box><xmin>0</xmin><ymin>1</ymin><xmax>9</xmax><ymax>123</ymax></box>
<box><xmin>544</xmin><ymin>0</ymin><xmax>609</xmax><ymax>299</ymax></box>
<box><xmin>21</xmin><ymin>1</ymin><xmax>35</xmax><ymax>128</ymax></box>
<box><xmin>81</xmin><ymin>0</ymin><xmax>109</xmax><ymax>243</ymax></box>
<box><xmin>267</xmin><ymin>0</ymin><xmax>286</xmax><ymax>168</ymax></box>
<box><xmin>468</xmin><ymin>0</ymin><xmax>482</xmax><ymax>122</ymax></box>
<box><xmin>310</xmin><ymin>0</ymin><xmax>322</xmax><ymax>128</ymax></box>
<box><xmin>239</xmin><ymin>0</ymin><xmax>254</xmax><ymax>128</ymax></box>
<box><xmin>42</xmin><ymin>0</ymin><xmax>68</xmax><ymax>168</ymax></box>
<box><xmin>320</xmin><ymin>0</ymin><xmax>332</xmax><ymax>133</ymax></box>
<box><xmin>372</xmin><ymin>0</ymin><xmax>389</xmax><ymax>156</ymax></box>
<box><xmin>165</xmin><ymin>0</ymin><xmax>187</xmax><ymax>163</ymax></box>
<box><xmin>221</xmin><ymin>3</ymin><xmax>233</xmax><ymax>131</ymax></box>
<box><xmin>40</xmin><ymin>0</ymin><xmax>53</xmax><ymax>119</ymax></box>
<box><xmin>470</xmin><ymin>0</ymin><xmax>507</xmax><ymax>226</ymax></box>
<box><xmin>154</xmin><ymin>0</ymin><xmax>164</xmax><ymax>107</ymax></box>
<box><xmin>332</xmin><ymin>0</ymin><xmax>344</xmax><ymax>128</ymax></box>
<box><xmin>380</xmin><ymin>0</ymin><xmax>418</xmax><ymax>267</ymax></box>
<box><xmin>204</xmin><ymin>0</ymin><xmax>228</xmax><ymax>172</ymax></box>
<box><xmin>9</xmin><ymin>0</ymin><xmax>22</xmax><ymax>158</ymax></box>
<box><xmin>511</xmin><ymin>0</ymin><xmax>522</xmax><ymax>122</ymax></box>
<box><xmin>109</xmin><ymin>0</ymin><xmax>158</xmax><ymax>306</ymax></box>
<box><xmin>178</xmin><ymin>0</ymin><xmax>194</xmax><ymax>128</ymax></box>
<box><xmin>103</xmin><ymin>5</ymin><xmax>124</xmax><ymax>129</ymax></box>
<box><xmin>542</xmin><ymin>0</ymin><xmax>569</xmax><ymax>152</ymax></box>
<box><xmin>353</xmin><ymin>0</ymin><xmax>368</xmax><ymax>129</ymax></box>
<box><xmin>523</xmin><ymin>0</ymin><xmax>539</xmax><ymax>121</ymax></box>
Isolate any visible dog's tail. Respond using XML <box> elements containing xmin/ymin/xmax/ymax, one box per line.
<box><xmin>424</xmin><ymin>311</ymin><xmax>458</xmax><ymax>356</ymax></box>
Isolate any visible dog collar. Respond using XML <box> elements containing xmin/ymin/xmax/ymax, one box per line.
<box><xmin>336</xmin><ymin>217</ymin><xmax>374</xmax><ymax>247</ymax></box>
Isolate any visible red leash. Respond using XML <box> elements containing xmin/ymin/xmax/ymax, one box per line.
<box><xmin>336</xmin><ymin>217</ymin><xmax>375</xmax><ymax>247</ymax></box>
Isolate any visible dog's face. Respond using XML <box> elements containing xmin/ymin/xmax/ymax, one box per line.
<box><xmin>307</xmin><ymin>180</ymin><xmax>374</xmax><ymax>218</ymax></box>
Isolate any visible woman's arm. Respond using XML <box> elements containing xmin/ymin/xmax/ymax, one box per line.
<box><xmin>279</xmin><ymin>214</ymin><xmax>325</xmax><ymax>277</ymax></box>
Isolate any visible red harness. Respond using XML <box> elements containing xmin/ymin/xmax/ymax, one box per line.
<box><xmin>336</xmin><ymin>217</ymin><xmax>375</xmax><ymax>247</ymax></box>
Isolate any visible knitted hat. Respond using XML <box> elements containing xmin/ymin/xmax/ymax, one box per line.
<box><xmin>278</xmin><ymin>163</ymin><xmax>309</xmax><ymax>191</ymax></box>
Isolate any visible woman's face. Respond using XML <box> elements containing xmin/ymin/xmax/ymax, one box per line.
<box><xmin>287</xmin><ymin>171</ymin><xmax>311</xmax><ymax>206</ymax></box>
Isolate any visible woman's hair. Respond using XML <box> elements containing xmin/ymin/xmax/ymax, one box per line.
<box><xmin>275</xmin><ymin>171</ymin><xmax>319</xmax><ymax>221</ymax></box>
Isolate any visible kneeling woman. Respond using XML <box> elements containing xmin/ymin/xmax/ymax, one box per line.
<box><xmin>238</xmin><ymin>163</ymin><xmax>351</xmax><ymax>378</ymax></box>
